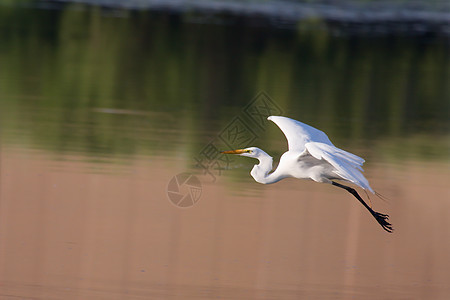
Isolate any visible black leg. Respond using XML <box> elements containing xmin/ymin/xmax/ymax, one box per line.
<box><xmin>332</xmin><ymin>181</ymin><xmax>393</xmax><ymax>233</ymax></box>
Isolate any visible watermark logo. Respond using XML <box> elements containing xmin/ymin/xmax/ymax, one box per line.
<box><xmin>244</xmin><ymin>91</ymin><xmax>283</xmax><ymax>129</ymax></box>
<box><xmin>218</xmin><ymin>116</ymin><xmax>258</xmax><ymax>149</ymax></box>
<box><xmin>167</xmin><ymin>91</ymin><xmax>283</xmax><ymax>208</ymax></box>
<box><xmin>167</xmin><ymin>173</ymin><xmax>202</xmax><ymax>208</ymax></box>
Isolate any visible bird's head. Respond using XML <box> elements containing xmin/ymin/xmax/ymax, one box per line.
<box><xmin>221</xmin><ymin>147</ymin><xmax>265</xmax><ymax>159</ymax></box>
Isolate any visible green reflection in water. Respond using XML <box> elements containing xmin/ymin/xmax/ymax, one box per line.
<box><xmin>0</xmin><ymin>5</ymin><xmax>448</xmax><ymax>162</ymax></box>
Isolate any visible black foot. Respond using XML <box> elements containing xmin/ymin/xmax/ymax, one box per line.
<box><xmin>373</xmin><ymin>211</ymin><xmax>393</xmax><ymax>233</ymax></box>
<box><xmin>332</xmin><ymin>181</ymin><xmax>394</xmax><ymax>233</ymax></box>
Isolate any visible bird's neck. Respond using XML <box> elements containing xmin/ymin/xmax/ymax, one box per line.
<box><xmin>250</xmin><ymin>153</ymin><xmax>282</xmax><ymax>184</ymax></box>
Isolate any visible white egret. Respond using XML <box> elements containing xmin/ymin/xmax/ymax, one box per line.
<box><xmin>221</xmin><ymin>116</ymin><xmax>393</xmax><ymax>233</ymax></box>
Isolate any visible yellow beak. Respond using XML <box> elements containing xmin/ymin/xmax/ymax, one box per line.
<box><xmin>221</xmin><ymin>149</ymin><xmax>248</xmax><ymax>154</ymax></box>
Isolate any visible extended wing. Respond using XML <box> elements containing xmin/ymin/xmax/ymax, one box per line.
<box><xmin>305</xmin><ymin>142</ymin><xmax>373</xmax><ymax>193</ymax></box>
<box><xmin>268</xmin><ymin>116</ymin><xmax>373</xmax><ymax>192</ymax></box>
<box><xmin>268</xmin><ymin>116</ymin><xmax>333</xmax><ymax>152</ymax></box>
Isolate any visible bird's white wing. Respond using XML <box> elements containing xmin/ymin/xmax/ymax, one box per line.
<box><xmin>268</xmin><ymin>116</ymin><xmax>333</xmax><ymax>152</ymax></box>
<box><xmin>268</xmin><ymin>116</ymin><xmax>372</xmax><ymax>192</ymax></box>
<box><xmin>305</xmin><ymin>142</ymin><xmax>373</xmax><ymax>193</ymax></box>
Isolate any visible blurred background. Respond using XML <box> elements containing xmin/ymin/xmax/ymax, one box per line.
<box><xmin>0</xmin><ymin>0</ymin><xmax>449</xmax><ymax>299</ymax></box>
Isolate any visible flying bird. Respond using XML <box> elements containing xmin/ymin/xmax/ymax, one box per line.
<box><xmin>221</xmin><ymin>116</ymin><xmax>393</xmax><ymax>232</ymax></box>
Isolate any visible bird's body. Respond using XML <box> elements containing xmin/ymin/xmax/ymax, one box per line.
<box><xmin>251</xmin><ymin>149</ymin><xmax>335</xmax><ymax>184</ymax></box>
<box><xmin>222</xmin><ymin>116</ymin><xmax>393</xmax><ymax>232</ymax></box>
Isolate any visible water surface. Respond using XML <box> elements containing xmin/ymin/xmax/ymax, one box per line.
<box><xmin>0</xmin><ymin>4</ymin><xmax>449</xmax><ymax>299</ymax></box>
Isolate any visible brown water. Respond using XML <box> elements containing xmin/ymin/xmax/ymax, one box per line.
<box><xmin>1</xmin><ymin>146</ymin><xmax>449</xmax><ymax>299</ymax></box>
<box><xmin>1</xmin><ymin>3</ymin><xmax>449</xmax><ymax>299</ymax></box>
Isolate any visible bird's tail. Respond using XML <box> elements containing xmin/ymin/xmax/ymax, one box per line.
<box><xmin>307</xmin><ymin>142</ymin><xmax>374</xmax><ymax>193</ymax></box>
<box><xmin>375</xmin><ymin>191</ymin><xmax>390</xmax><ymax>203</ymax></box>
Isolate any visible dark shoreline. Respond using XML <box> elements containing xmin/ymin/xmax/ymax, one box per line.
<box><xmin>30</xmin><ymin>0</ymin><xmax>450</xmax><ymax>36</ymax></box>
